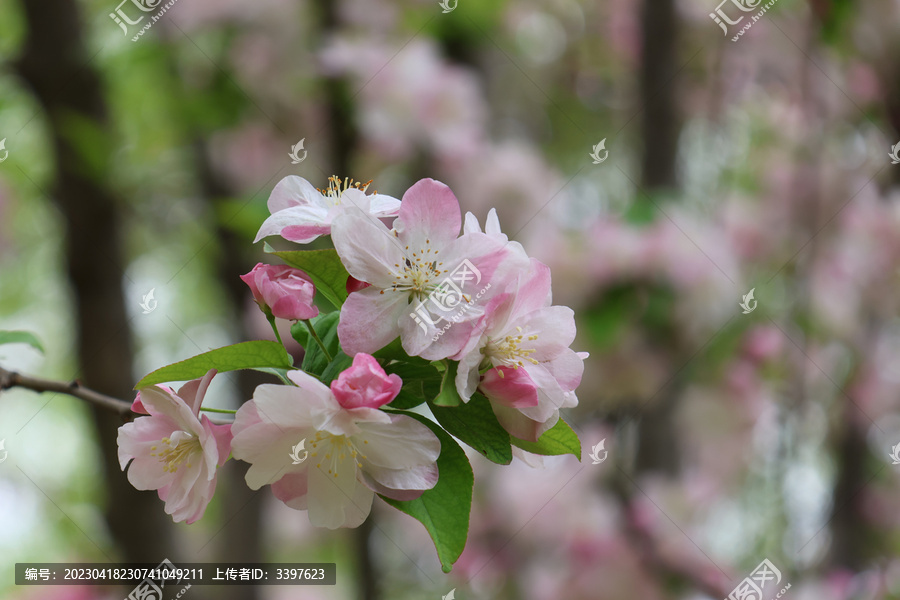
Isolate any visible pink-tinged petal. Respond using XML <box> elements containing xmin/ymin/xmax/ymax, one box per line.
<box><xmin>172</xmin><ymin>473</ymin><xmax>217</xmax><ymax>524</ymax></box>
<box><xmin>306</xmin><ymin>456</ymin><xmax>373</xmax><ymax>529</ymax></box>
<box><xmin>393</xmin><ymin>179</ymin><xmax>462</xmax><ymax>249</ymax></box>
<box><xmin>201</xmin><ymin>415</ymin><xmax>233</xmax><ymax>468</ymax></box>
<box><xmin>254</xmin><ymin>205</ymin><xmax>331</xmax><ymax>243</ymax></box>
<box><xmin>117</xmin><ymin>415</ymin><xmax>177</xmax><ymax>469</ymax></box>
<box><xmin>177</xmin><ymin>369</ymin><xmax>217</xmax><ymax>417</ymax></box>
<box><xmin>337</xmin><ymin>287</ymin><xmax>409</xmax><ymax>356</ymax></box>
<box><xmin>272</xmin><ymin>471</ymin><xmax>310</xmax><ymax>510</ymax></box>
<box><xmin>361</xmin><ymin>462</ymin><xmax>438</xmax><ymax>496</ymax></box>
<box><xmin>346</xmin><ymin>276</ymin><xmax>370</xmax><ymax>294</ymax></box>
<box><xmin>330</xmin><ymin>353</ymin><xmax>402</xmax><ymax>409</ymax></box>
<box><xmin>543</xmin><ymin>348</ymin><xmax>586</xmax><ymax>393</ymax></box>
<box><xmin>268</xmin><ymin>176</ymin><xmax>323</xmax><ymax>212</ymax></box>
<box><xmin>506</xmin><ymin>259</ymin><xmax>553</xmax><ymax>323</ymax></box>
<box><xmin>368</xmin><ymin>193</ymin><xmax>402</xmax><ymax>217</ymax></box>
<box><xmin>282</xmin><ymin>223</ymin><xmax>333</xmax><ymax>244</ymax></box>
<box><xmin>137</xmin><ymin>386</ymin><xmax>201</xmax><ymax>435</ymax></box>
<box><xmin>517</xmin><ymin>363</ymin><xmax>573</xmax><ymax>424</ymax></box>
<box><xmin>480</xmin><ymin>366</ymin><xmax>539</xmax><ymax>408</ymax></box>
<box><xmin>332</xmin><ymin>209</ymin><xmax>406</xmax><ymax>288</ymax></box>
<box><xmin>355</xmin><ymin>415</ymin><xmax>441</xmax><ymax>469</ymax></box>
<box><xmin>491</xmin><ymin>402</ymin><xmax>542</xmax><ymax>442</ymax></box>
<box><xmin>270</xmin><ymin>294</ymin><xmax>319</xmax><ymax>321</ymax></box>
<box><xmin>124</xmin><ymin>453</ymin><xmax>173</xmax><ymax>492</ymax></box>
<box><xmin>512</xmin><ymin>305</ymin><xmax>576</xmax><ymax>362</ymax></box>
<box><xmin>131</xmin><ymin>393</ymin><xmax>148</xmax><ymax>414</ymax></box>
<box><xmin>161</xmin><ymin>454</ymin><xmax>204</xmax><ymax>513</ymax></box>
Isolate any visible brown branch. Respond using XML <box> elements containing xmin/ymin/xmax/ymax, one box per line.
<box><xmin>0</xmin><ymin>365</ymin><xmax>231</xmax><ymax>425</ymax></box>
<box><xmin>0</xmin><ymin>364</ymin><xmax>134</xmax><ymax>416</ymax></box>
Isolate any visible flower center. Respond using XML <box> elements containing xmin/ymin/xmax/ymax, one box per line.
<box><xmin>309</xmin><ymin>431</ymin><xmax>369</xmax><ymax>478</ymax></box>
<box><xmin>386</xmin><ymin>239</ymin><xmax>449</xmax><ymax>299</ymax></box>
<box><xmin>317</xmin><ymin>175</ymin><xmax>373</xmax><ymax>208</ymax></box>
<box><xmin>483</xmin><ymin>326</ymin><xmax>540</xmax><ymax>370</ymax></box>
<box><xmin>151</xmin><ymin>432</ymin><xmax>202</xmax><ymax>474</ymax></box>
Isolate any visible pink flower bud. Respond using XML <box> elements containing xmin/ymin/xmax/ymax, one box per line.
<box><xmin>240</xmin><ymin>263</ymin><xmax>319</xmax><ymax>321</ymax></box>
<box><xmin>330</xmin><ymin>353</ymin><xmax>402</xmax><ymax>409</ymax></box>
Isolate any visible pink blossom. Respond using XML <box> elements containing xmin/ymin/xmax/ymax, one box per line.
<box><xmin>330</xmin><ymin>353</ymin><xmax>402</xmax><ymax>409</ymax></box>
<box><xmin>230</xmin><ymin>360</ymin><xmax>440</xmax><ymax>529</ymax></box>
<box><xmin>117</xmin><ymin>370</ymin><xmax>232</xmax><ymax>524</ymax></box>
<box><xmin>454</xmin><ymin>259</ymin><xmax>586</xmax><ymax>441</ymax></box>
<box><xmin>331</xmin><ymin>178</ymin><xmax>512</xmax><ymax>360</ymax></box>
<box><xmin>255</xmin><ymin>175</ymin><xmax>400</xmax><ymax>244</ymax></box>
<box><xmin>240</xmin><ymin>263</ymin><xmax>319</xmax><ymax>321</ymax></box>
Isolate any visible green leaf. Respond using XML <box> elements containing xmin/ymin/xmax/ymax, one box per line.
<box><xmin>430</xmin><ymin>393</ymin><xmax>512</xmax><ymax>465</ymax></box>
<box><xmin>372</xmin><ymin>338</ymin><xmax>429</xmax><ymax>366</ymax></box>
<box><xmin>135</xmin><ymin>341</ymin><xmax>293</xmax><ymax>389</ymax></box>
<box><xmin>251</xmin><ymin>367</ymin><xmax>293</xmax><ymax>385</ymax></box>
<box><xmin>291</xmin><ymin>312</ymin><xmax>341</xmax><ymax>376</ymax></box>
<box><xmin>383</xmin><ymin>362</ymin><xmax>442</xmax><ymax>409</ymax></box>
<box><xmin>380</xmin><ymin>412</ymin><xmax>473</xmax><ymax>573</ymax></box>
<box><xmin>319</xmin><ymin>351</ymin><xmax>354</xmax><ymax>384</ymax></box>
<box><xmin>433</xmin><ymin>360</ymin><xmax>461</xmax><ymax>407</ymax></box>
<box><xmin>0</xmin><ymin>330</ymin><xmax>44</xmax><ymax>354</ymax></box>
<box><xmin>268</xmin><ymin>246</ymin><xmax>350</xmax><ymax>308</ymax></box>
<box><xmin>510</xmin><ymin>418</ymin><xmax>581</xmax><ymax>459</ymax></box>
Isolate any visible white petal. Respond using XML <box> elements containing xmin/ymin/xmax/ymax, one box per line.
<box><xmin>268</xmin><ymin>176</ymin><xmax>324</xmax><ymax>212</ymax></box>
<box><xmin>254</xmin><ymin>205</ymin><xmax>330</xmax><ymax>243</ymax></box>
<box><xmin>307</xmin><ymin>456</ymin><xmax>373</xmax><ymax>529</ymax></box>
<box><xmin>354</xmin><ymin>415</ymin><xmax>441</xmax><ymax>469</ymax></box>
<box><xmin>331</xmin><ymin>209</ymin><xmax>406</xmax><ymax>288</ymax></box>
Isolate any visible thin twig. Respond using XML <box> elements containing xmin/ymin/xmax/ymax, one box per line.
<box><xmin>0</xmin><ymin>365</ymin><xmax>134</xmax><ymax>416</ymax></box>
<box><xmin>0</xmin><ymin>365</ymin><xmax>231</xmax><ymax>424</ymax></box>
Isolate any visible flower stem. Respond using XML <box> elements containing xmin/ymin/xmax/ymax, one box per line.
<box><xmin>303</xmin><ymin>319</ymin><xmax>333</xmax><ymax>362</ymax></box>
<box><xmin>266</xmin><ymin>313</ymin><xmax>285</xmax><ymax>347</ymax></box>
<box><xmin>199</xmin><ymin>407</ymin><xmax>237</xmax><ymax>414</ymax></box>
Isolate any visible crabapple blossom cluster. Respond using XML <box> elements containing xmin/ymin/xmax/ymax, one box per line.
<box><xmin>117</xmin><ymin>174</ymin><xmax>586</xmax><ymax>569</ymax></box>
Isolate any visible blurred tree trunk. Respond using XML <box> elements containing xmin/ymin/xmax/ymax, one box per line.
<box><xmin>639</xmin><ymin>0</ymin><xmax>680</xmax><ymax>192</ymax></box>
<box><xmin>194</xmin><ymin>139</ymin><xmax>267</xmax><ymax>600</ymax></box>
<box><xmin>634</xmin><ymin>0</ymin><xmax>683</xmax><ymax>476</ymax></box>
<box><xmin>313</xmin><ymin>2</ymin><xmax>380</xmax><ymax>599</ymax></box>
<box><xmin>14</xmin><ymin>0</ymin><xmax>176</xmax><ymax>564</ymax></box>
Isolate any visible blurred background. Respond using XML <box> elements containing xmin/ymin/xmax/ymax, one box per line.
<box><xmin>1</xmin><ymin>0</ymin><xmax>900</xmax><ymax>598</ymax></box>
